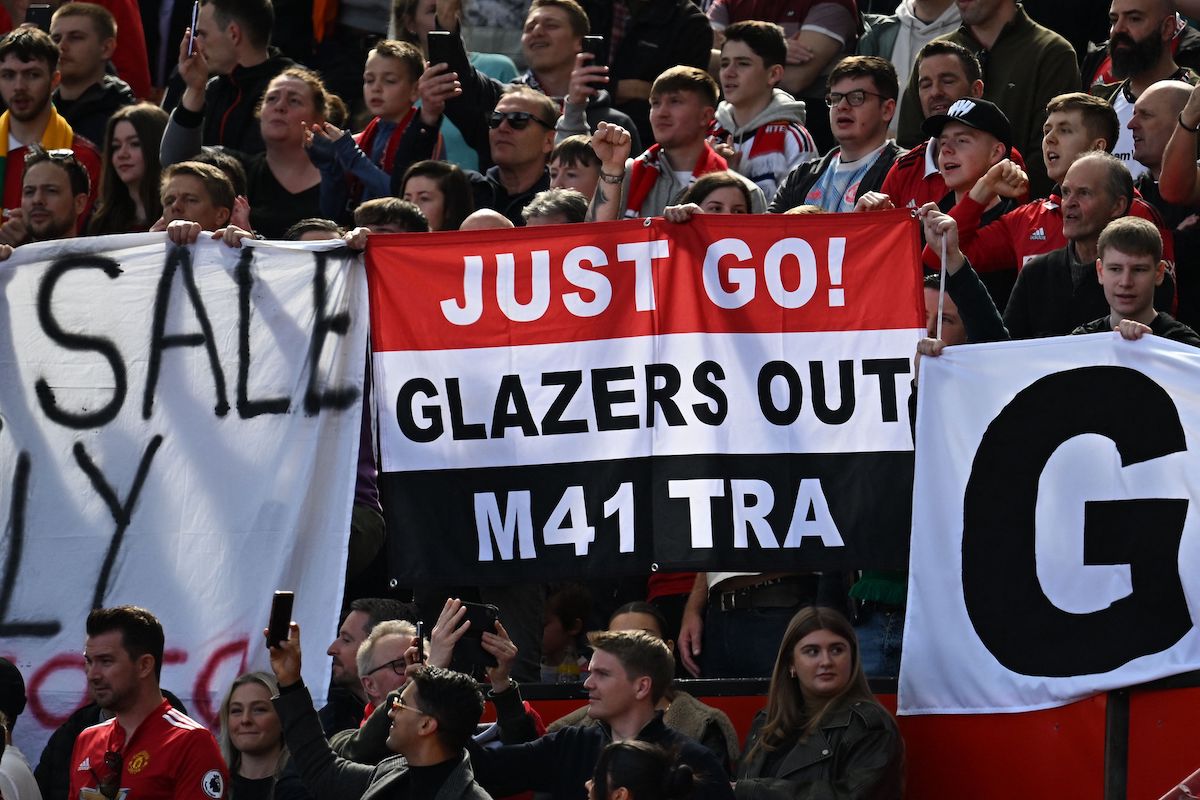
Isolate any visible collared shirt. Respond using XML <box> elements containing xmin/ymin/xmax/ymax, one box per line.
<box><xmin>68</xmin><ymin>699</ymin><xmax>227</xmax><ymax>800</ymax></box>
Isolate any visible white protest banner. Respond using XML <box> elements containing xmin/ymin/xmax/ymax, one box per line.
<box><xmin>901</xmin><ymin>333</ymin><xmax>1200</xmax><ymax>715</ymax></box>
<box><xmin>367</xmin><ymin>212</ymin><xmax>925</xmax><ymax>584</ymax></box>
<box><xmin>0</xmin><ymin>233</ymin><xmax>367</xmax><ymax>757</ymax></box>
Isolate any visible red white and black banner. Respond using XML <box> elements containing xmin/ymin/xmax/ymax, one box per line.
<box><xmin>901</xmin><ymin>333</ymin><xmax>1200</xmax><ymax>714</ymax></box>
<box><xmin>367</xmin><ymin>212</ymin><xmax>924</xmax><ymax>583</ymax></box>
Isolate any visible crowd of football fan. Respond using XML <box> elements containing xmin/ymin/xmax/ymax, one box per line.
<box><xmin>2</xmin><ymin>0</ymin><xmax>1199</xmax><ymax>797</ymax></box>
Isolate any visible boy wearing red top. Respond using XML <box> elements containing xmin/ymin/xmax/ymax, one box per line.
<box><xmin>69</xmin><ymin>606</ymin><xmax>227</xmax><ymax>800</ymax></box>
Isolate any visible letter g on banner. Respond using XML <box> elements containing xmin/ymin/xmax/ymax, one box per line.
<box><xmin>962</xmin><ymin>366</ymin><xmax>1192</xmax><ymax>677</ymax></box>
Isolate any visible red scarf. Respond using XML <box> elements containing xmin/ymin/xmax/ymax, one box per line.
<box><xmin>623</xmin><ymin>142</ymin><xmax>727</xmax><ymax>218</ymax></box>
<box><xmin>355</xmin><ymin>107</ymin><xmax>417</xmax><ymax>175</ymax></box>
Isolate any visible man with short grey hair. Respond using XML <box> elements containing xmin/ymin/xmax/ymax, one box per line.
<box><xmin>356</xmin><ymin>620</ymin><xmax>418</xmax><ymax>710</ymax></box>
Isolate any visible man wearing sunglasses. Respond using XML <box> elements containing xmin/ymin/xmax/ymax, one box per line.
<box><xmin>68</xmin><ymin>606</ymin><xmax>227</xmax><ymax>800</ymax></box>
<box><xmin>770</xmin><ymin>56</ymin><xmax>904</xmax><ymax>213</ymax></box>
<box><xmin>463</xmin><ymin>87</ymin><xmax>558</xmax><ymax>226</ymax></box>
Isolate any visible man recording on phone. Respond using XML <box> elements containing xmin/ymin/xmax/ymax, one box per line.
<box><xmin>267</xmin><ymin>622</ymin><xmax>494</xmax><ymax>800</ymax></box>
<box><xmin>422</xmin><ymin>0</ymin><xmax>640</xmax><ymax>169</ymax></box>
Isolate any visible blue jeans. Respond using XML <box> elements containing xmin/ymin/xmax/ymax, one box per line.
<box><xmin>701</xmin><ymin>606</ymin><xmax>798</xmax><ymax>678</ymax></box>
<box><xmin>855</xmin><ymin>607</ymin><xmax>905</xmax><ymax>678</ymax></box>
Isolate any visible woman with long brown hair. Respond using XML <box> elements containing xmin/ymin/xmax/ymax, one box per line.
<box><xmin>735</xmin><ymin>607</ymin><xmax>904</xmax><ymax>800</ymax></box>
<box><xmin>89</xmin><ymin>103</ymin><xmax>168</xmax><ymax>234</ymax></box>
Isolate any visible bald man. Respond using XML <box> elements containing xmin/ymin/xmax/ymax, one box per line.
<box><xmin>460</xmin><ymin>209</ymin><xmax>516</xmax><ymax>231</ymax></box>
<box><xmin>1132</xmin><ymin>80</ymin><xmax>1200</xmax><ymax>327</ymax></box>
<box><xmin>1091</xmin><ymin>0</ymin><xmax>1198</xmax><ymax>179</ymax></box>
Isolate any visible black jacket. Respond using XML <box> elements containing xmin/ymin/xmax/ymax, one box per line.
<box><xmin>163</xmin><ymin>51</ymin><xmax>295</xmax><ymax>156</ymax></box>
<box><xmin>735</xmin><ymin>704</ymin><xmax>904</xmax><ymax>800</ymax></box>
<box><xmin>769</xmin><ymin>142</ymin><xmax>904</xmax><ymax>213</ymax></box>
<box><xmin>1073</xmin><ymin>311</ymin><xmax>1200</xmax><ymax>347</ymax></box>
<box><xmin>275</xmin><ymin>682</ymin><xmax>492</xmax><ymax>800</ymax></box>
<box><xmin>53</xmin><ymin>74</ymin><xmax>136</xmax><ymax>146</ymax></box>
<box><xmin>467</xmin><ymin>166</ymin><xmax>551</xmax><ymax>227</ymax></box>
<box><xmin>468</xmin><ymin>685</ymin><xmax>735</xmax><ymax>800</ymax></box>
<box><xmin>1004</xmin><ymin>242</ymin><xmax>1175</xmax><ymax>339</ymax></box>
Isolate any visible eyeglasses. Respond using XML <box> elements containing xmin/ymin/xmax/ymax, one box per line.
<box><xmin>90</xmin><ymin>750</ymin><xmax>123</xmax><ymax>800</ymax></box>
<box><xmin>390</xmin><ymin>695</ymin><xmax>428</xmax><ymax>715</ymax></box>
<box><xmin>365</xmin><ymin>657</ymin><xmax>406</xmax><ymax>677</ymax></box>
<box><xmin>824</xmin><ymin>90</ymin><xmax>888</xmax><ymax>108</ymax></box>
<box><xmin>489</xmin><ymin>111</ymin><xmax>555</xmax><ymax>131</ymax></box>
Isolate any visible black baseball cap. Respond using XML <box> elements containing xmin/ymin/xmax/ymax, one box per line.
<box><xmin>923</xmin><ymin>97</ymin><xmax>1013</xmax><ymax>151</ymax></box>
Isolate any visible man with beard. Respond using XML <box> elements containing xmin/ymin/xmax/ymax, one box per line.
<box><xmin>68</xmin><ymin>606</ymin><xmax>227</xmax><ymax>800</ymax></box>
<box><xmin>0</xmin><ymin>146</ymin><xmax>92</xmax><ymax>245</ymax></box>
<box><xmin>895</xmin><ymin>0</ymin><xmax>1078</xmax><ymax>197</ymax></box>
<box><xmin>1090</xmin><ymin>0</ymin><xmax>1197</xmax><ymax>180</ymax></box>
<box><xmin>321</xmin><ymin>598</ymin><xmax>417</xmax><ymax>736</ymax></box>
<box><xmin>0</xmin><ymin>27</ymin><xmax>100</xmax><ymax>215</ymax></box>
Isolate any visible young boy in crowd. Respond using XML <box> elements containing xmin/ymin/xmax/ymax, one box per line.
<box><xmin>1074</xmin><ymin>216</ymin><xmax>1200</xmax><ymax>346</ymax></box>
<box><xmin>712</xmin><ymin>20</ymin><xmax>818</xmax><ymax>201</ymax></box>
<box><xmin>307</xmin><ymin>41</ymin><xmax>440</xmax><ymax>224</ymax></box>
<box><xmin>589</xmin><ymin>66</ymin><xmax>764</xmax><ymax>221</ymax></box>
<box><xmin>548</xmin><ymin>135</ymin><xmax>601</xmax><ymax>202</ymax></box>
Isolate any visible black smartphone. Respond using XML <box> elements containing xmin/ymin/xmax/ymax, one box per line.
<box><xmin>24</xmin><ymin>4</ymin><xmax>52</xmax><ymax>31</ymax></box>
<box><xmin>582</xmin><ymin>35</ymin><xmax>606</xmax><ymax>69</ymax></box>
<box><xmin>266</xmin><ymin>591</ymin><xmax>294</xmax><ymax>648</ymax></box>
<box><xmin>415</xmin><ymin>620</ymin><xmax>426</xmax><ymax>663</ymax></box>
<box><xmin>451</xmin><ymin>601</ymin><xmax>499</xmax><ymax>674</ymax></box>
<box><xmin>426</xmin><ymin>30</ymin><xmax>455</xmax><ymax>68</ymax></box>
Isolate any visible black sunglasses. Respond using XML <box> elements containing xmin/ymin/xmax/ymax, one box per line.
<box><xmin>90</xmin><ymin>750</ymin><xmax>122</xmax><ymax>800</ymax></box>
<box><xmin>365</xmin><ymin>657</ymin><xmax>406</xmax><ymax>677</ymax></box>
<box><xmin>489</xmin><ymin>111</ymin><xmax>554</xmax><ymax>131</ymax></box>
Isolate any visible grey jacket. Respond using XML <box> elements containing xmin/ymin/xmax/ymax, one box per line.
<box><xmin>273</xmin><ymin>683</ymin><xmax>492</xmax><ymax>800</ymax></box>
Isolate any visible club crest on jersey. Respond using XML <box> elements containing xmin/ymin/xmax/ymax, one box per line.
<box><xmin>128</xmin><ymin>751</ymin><xmax>150</xmax><ymax>774</ymax></box>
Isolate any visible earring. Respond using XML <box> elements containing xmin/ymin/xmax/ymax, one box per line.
<box><xmin>788</xmin><ymin>668</ymin><xmax>796</xmax><ymax>678</ymax></box>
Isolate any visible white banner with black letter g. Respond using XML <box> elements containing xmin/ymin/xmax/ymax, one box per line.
<box><xmin>900</xmin><ymin>333</ymin><xmax>1200</xmax><ymax>715</ymax></box>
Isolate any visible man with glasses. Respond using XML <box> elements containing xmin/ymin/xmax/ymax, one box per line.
<box><xmin>268</xmin><ymin>625</ymin><xmax>492</xmax><ymax>800</ymax></box>
<box><xmin>354</xmin><ymin>621</ymin><xmax>418</xmax><ymax>716</ymax></box>
<box><xmin>769</xmin><ymin>56</ymin><xmax>904</xmax><ymax>213</ymax></box>
<box><xmin>466</xmin><ymin>86</ymin><xmax>558</xmax><ymax>226</ymax></box>
<box><xmin>68</xmin><ymin>606</ymin><xmax>227</xmax><ymax>800</ymax></box>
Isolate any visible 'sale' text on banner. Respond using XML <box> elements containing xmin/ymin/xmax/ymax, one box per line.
<box><xmin>0</xmin><ymin>233</ymin><xmax>367</xmax><ymax>758</ymax></box>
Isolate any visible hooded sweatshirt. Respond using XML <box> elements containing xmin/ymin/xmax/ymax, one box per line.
<box><xmin>861</xmin><ymin>0</ymin><xmax>961</xmax><ymax>133</ymax></box>
<box><xmin>714</xmin><ymin>89</ymin><xmax>818</xmax><ymax>202</ymax></box>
